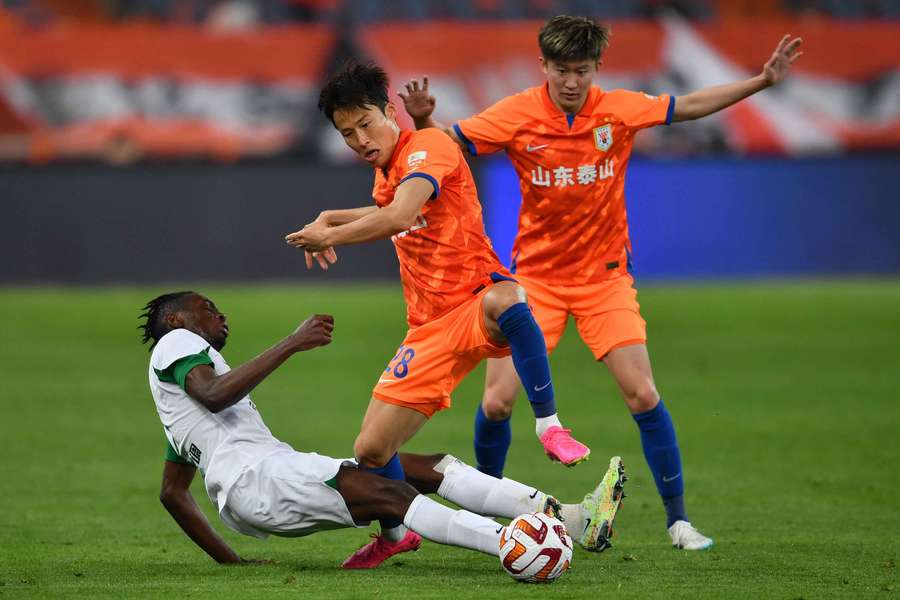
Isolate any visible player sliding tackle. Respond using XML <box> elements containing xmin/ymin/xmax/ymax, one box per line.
<box><xmin>400</xmin><ymin>16</ymin><xmax>802</xmax><ymax>551</ymax></box>
<box><xmin>141</xmin><ymin>292</ymin><xmax>620</xmax><ymax>568</ymax></box>
<box><xmin>284</xmin><ymin>62</ymin><xmax>613</xmax><ymax>567</ymax></box>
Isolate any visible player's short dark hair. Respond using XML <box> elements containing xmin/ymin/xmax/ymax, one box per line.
<box><xmin>538</xmin><ymin>15</ymin><xmax>610</xmax><ymax>63</ymax></box>
<box><xmin>139</xmin><ymin>291</ymin><xmax>194</xmax><ymax>350</ymax></box>
<box><xmin>318</xmin><ymin>61</ymin><xmax>390</xmax><ymax>125</ymax></box>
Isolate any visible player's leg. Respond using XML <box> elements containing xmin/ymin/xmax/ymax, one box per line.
<box><xmin>603</xmin><ymin>343</ymin><xmax>711</xmax><ymax>549</ymax></box>
<box><xmin>572</xmin><ymin>272</ymin><xmax>711</xmax><ymax>549</ymax></box>
<box><xmin>560</xmin><ymin>274</ymin><xmax>658</xmax><ymax>548</ymax></box>
<box><xmin>603</xmin><ymin>344</ymin><xmax>683</xmax><ymax>521</ymax></box>
<box><xmin>352</xmin><ymin>397</ymin><xmax>427</xmax><ymax>543</ymax></box>
<box><xmin>398</xmin><ymin>452</ymin><xmax>621</xmax><ymax>551</ymax></box>
<box><xmin>473</xmin><ymin>277</ymin><xmax>570</xmax><ymax>477</ymax></box>
<box><xmin>480</xmin><ymin>279</ymin><xmax>590</xmax><ymax>466</ymax></box>
<box><xmin>400</xmin><ymin>453</ymin><xmax>548</xmax><ymax>516</ymax></box>
<box><xmin>472</xmin><ymin>357</ymin><xmax>518</xmax><ymax>477</ymax></box>
<box><xmin>335</xmin><ymin>465</ymin><xmax>504</xmax><ymax>561</ymax></box>
<box><xmin>345</xmin><ymin>317</ymin><xmax>468</xmax><ymax>567</ymax></box>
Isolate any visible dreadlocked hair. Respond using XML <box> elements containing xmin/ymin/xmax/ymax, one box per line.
<box><xmin>139</xmin><ymin>291</ymin><xmax>194</xmax><ymax>350</ymax></box>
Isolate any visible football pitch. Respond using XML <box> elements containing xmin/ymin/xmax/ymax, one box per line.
<box><xmin>1</xmin><ymin>280</ymin><xmax>898</xmax><ymax>598</ymax></box>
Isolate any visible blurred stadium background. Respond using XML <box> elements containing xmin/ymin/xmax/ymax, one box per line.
<box><xmin>2</xmin><ymin>1</ymin><xmax>899</xmax><ymax>597</ymax></box>
<box><xmin>1</xmin><ymin>0</ymin><xmax>898</xmax><ymax>282</ymax></box>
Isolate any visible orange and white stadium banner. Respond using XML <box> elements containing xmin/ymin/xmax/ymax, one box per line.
<box><xmin>0</xmin><ymin>18</ymin><xmax>336</xmax><ymax>162</ymax></box>
<box><xmin>359</xmin><ymin>18</ymin><xmax>900</xmax><ymax>156</ymax></box>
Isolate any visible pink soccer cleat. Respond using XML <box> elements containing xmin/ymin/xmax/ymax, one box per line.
<box><xmin>539</xmin><ymin>426</ymin><xmax>591</xmax><ymax>466</ymax></box>
<box><xmin>341</xmin><ymin>530</ymin><xmax>422</xmax><ymax>569</ymax></box>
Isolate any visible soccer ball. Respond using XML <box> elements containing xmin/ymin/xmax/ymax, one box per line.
<box><xmin>499</xmin><ymin>512</ymin><xmax>573</xmax><ymax>583</ymax></box>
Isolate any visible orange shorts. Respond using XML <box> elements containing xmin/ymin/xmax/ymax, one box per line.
<box><xmin>372</xmin><ymin>286</ymin><xmax>511</xmax><ymax>418</ymax></box>
<box><xmin>516</xmin><ymin>272</ymin><xmax>646</xmax><ymax>361</ymax></box>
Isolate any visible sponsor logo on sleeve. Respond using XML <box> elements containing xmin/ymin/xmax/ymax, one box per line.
<box><xmin>407</xmin><ymin>150</ymin><xmax>427</xmax><ymax>168</ymax></box>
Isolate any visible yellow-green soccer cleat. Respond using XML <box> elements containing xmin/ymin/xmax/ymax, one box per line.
<box><xmin>578</xmin><ymin>456</ymin><xmax>627</xmax><ymax>552</ymax></box>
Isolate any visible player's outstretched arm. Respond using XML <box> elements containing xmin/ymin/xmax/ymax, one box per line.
<box><xmin>399</xmin><ymin>77</ymin><xmax>470</xmax><ymax>154</ymax></box>
<box><xmin>184</xmin><ymin>314</ymin><xmax>334</xmax><ymax>413</ymax></box>
<box><xmin>314</xmin><ymin>206</ymin><xmax>379</xmax><ymax>226</ymax></box>
<box><xmin>284</xmin><ymin>177</ymin><xmax>433</xmax><ymax>252</ymax></box>
<box><xmin>299</xmin><ymin>207</ymin><xmax>380</xmax><ymax>271</ymax></box>
<box><xmin>159</xmin><ymin>459</ymin><xmax>243</xmax><ymax>563</ymax></box>
<box><xmin>673</xmin><ymin>34</ymin><xmax>803</xmax><ymax>122</ymax></box>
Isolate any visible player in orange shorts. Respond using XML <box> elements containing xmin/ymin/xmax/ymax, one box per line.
<box><xmin>402</xmin><ymin>15</ymin><xmax>803</xmax><ymax>550</ymax></box>
<box><xmin>285</xmin><ymin>62</ymin><xmax>601</xmax><ymax>568</ymax></box>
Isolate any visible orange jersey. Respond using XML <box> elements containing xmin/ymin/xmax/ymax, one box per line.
<box><xmin>372</xmin><ymin>128</ymin><xmax>506</xmax><ymax>328</ymax></box>
<box><xmin>455</xmin><ymin>83</ymin><xmax>674</xmax><ymax>285</ymax></box>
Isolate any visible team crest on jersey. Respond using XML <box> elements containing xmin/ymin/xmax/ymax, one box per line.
<box><xmin>593</xmin><ymin>124</ymin><xmax>613</xmax><ymax>152</ymax></box>
<box><xmin>407</xmin><ymin>150</ymin><xmax>427</xmax><ymax>168</ymax></box>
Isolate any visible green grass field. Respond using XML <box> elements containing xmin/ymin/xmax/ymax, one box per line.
<box><xmin>1</xmin><ymin>280</ymin><xmax>898</xmax><ymax>599</ymax></box>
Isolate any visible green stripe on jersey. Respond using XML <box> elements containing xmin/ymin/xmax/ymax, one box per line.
<box><xmin>165</xmin><ymin>440</ymin><xmax>191</xmax><ymax>465</ymax></box>
<box><xmin>153</xmin><ymin>348</ymin><xmax>214</xmax><ymax>390</ymax></box>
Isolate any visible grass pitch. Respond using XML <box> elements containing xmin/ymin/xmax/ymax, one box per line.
<box><xmin>1</xmin><ymin>280</ymin><xmax>898</xmax><ymax>599</ymax></box>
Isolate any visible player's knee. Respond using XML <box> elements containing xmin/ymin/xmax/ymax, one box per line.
<box><xmin>482</xmin><ymin>393</ymin><xmax>514</xmax><ymax>420</ymax></box>
<box><xmin>353</xmin><ymin>438</ymin><xmax>395</xmax><ymax>469</ymax></box>
<box><xmin>625</xmin><ymin>380</ymin><xmax>660</xmax><ymax>413</ymax></box>
<box><xmin>482</xmin><ymin>282</ymin><xmax>527</xmax><ymax>323</ymax></box>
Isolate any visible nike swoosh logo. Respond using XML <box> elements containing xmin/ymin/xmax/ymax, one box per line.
<box><xmin>377</xmin><ymin>379</ymin><xmax>397</xmax><ymax>385</ymax></box>
<box><xmin>495</xmin><ymin>526</ymin><xmax>504</xmax><ymax>534</ymax></box>
<box><xmin>662</xmin><ymin>473</ymin><xmax>681</xmax><ymax>483</ymax></box>
<box><xmin>526</xmin><ymin>143</ymin><xmax>548</xmax><ymax>152</ymax></box>
<box><xmin>585</xmin><ymin>517</ymin><xmax>591</xmax><ymax>530</ymax></box>
<box><xmin>529</xmin><ymin>489</ymin><xmax>539</xmax><ymax>499</ymax></box>
<box><xmin>534</xmin><ymin>381</ymin><xmax>551</xmax><ymax>392</ymax></box>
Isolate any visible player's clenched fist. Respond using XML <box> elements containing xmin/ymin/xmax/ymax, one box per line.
<box><xmin>290</xmin><ymin>314</ymin><xmax>334</xmax><ymax>351</ymax></box>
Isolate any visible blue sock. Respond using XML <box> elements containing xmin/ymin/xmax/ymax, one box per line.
<box><xmin>632</xmin><ymin>399</ymin><xmax>688</xmax><ymax>527</ymax></box>
<box><xmin>362</xmin><ymin>453</ymin><xmax>405</xmax><ymax>530</ymax></box>
<box><xmin>497</xmin><ymin>303</ymin><xmax>556</xmax><ymax>418</ymax></box>
<box><xmin>473</xmin><ymin>405</ymin><xmax>511</xmax><ymax>478</ymax></box>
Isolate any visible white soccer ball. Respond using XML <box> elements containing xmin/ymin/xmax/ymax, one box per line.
<box><xmin>499</xmin><ymin>512</ymin><xmax>573</xmax><ymax>583</ymax></box>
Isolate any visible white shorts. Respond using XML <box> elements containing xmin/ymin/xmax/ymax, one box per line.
<box><xmin>222</xmin><ymin>450</ymin><xmax>363</xmax><ymax>538</ymax></box>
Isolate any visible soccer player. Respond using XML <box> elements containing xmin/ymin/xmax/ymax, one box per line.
<box><xmin>142</xmin><ymin>291</ymin><xmax>623</xmax><ymax>568</ymax></box>
<box><xmin>400</xmin><ymin>15</ymin><xmax>803</xmax><ymax>550</ymax></box>
<box><xmin>284</xmin><ymin>62</ymin><xmax>613</xmax><ymax>566</ymax></box>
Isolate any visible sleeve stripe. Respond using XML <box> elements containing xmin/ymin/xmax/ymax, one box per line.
<box><xmin>399</xmin><ymin>172</ymin><xmax>440</xmax><ymax>199</ymax></box>
<box><xmin>173</xmin><ymin>351</ymin><xmax>214</xmax><ymax>390</ymax></box>
<box><xmin>665</xmin><ymin>96</ymin><xmax>676</xmax><ymax>125</ymax></box>
<box><xmin>165</xmin><ymin>441</ymin><xmax>191</xmax><ymax>465</ymax></box>
<box><xmin>452</xmin><ymin>123</ymin><xmax>478</xmax><ymax>156</ymax></box>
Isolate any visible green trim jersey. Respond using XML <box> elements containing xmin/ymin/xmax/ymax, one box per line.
<box><xmin>149</xmin><ymin>328</ymin><xmax>292</xmax><ymax>537</ymax></box>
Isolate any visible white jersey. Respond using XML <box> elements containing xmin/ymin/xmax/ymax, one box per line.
<box><xmin>148</xmin><ymin>328</ymin><xmax>293</xmax><ymax>537</ymax></box>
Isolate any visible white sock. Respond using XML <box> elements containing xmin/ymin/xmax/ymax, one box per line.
<box><xmin>560</xmin><ymin>503</ymin><xmax>585</xmax><ymax>534</ymax></box>
<box><xmin>403</xmin><ymin>495</ymin><xmax>501</xmax><ymax>556</ymax></box>
<box><xmin>381</xmin><ymin>524</ymin><xmax>408</xmax><ymax>542</ymax></box>
<box><xmin>435</xmin><ymin>455</ymin><xmax>546</xmax><ymax>519</ymax></box>
<box><xmin>535</xmin><ymin>413</ymin><xmax>562</xmax><ymax>437</ymax></box>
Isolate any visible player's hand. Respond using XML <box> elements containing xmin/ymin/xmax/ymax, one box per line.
<box><xmin>312</xmin><ymin>210</ymin><xmax>335</xmax><ymax>227</ymax></box>
<box><xmin>305</xmin><ymin>247</ymin><xmax>338</xmax><ymax>271</ymax></box>
<box><xmin>398</xmin><ymin>77</ymin><xmax>436</xmax><ymax>120</ymax></box>
<box><xmin>285</xmin><ymin>222</ymin><xmax>330</xmax><ymax>253</ymax></box>
<box><xmin>761</xmin><ymin>35</ymin><xmax>803</xmax><ymax>86</ymax></box>
<box><xmin>290</xmin><ymin>314</ymin><xmax>334</xmax><ymax>351</ymax></box>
